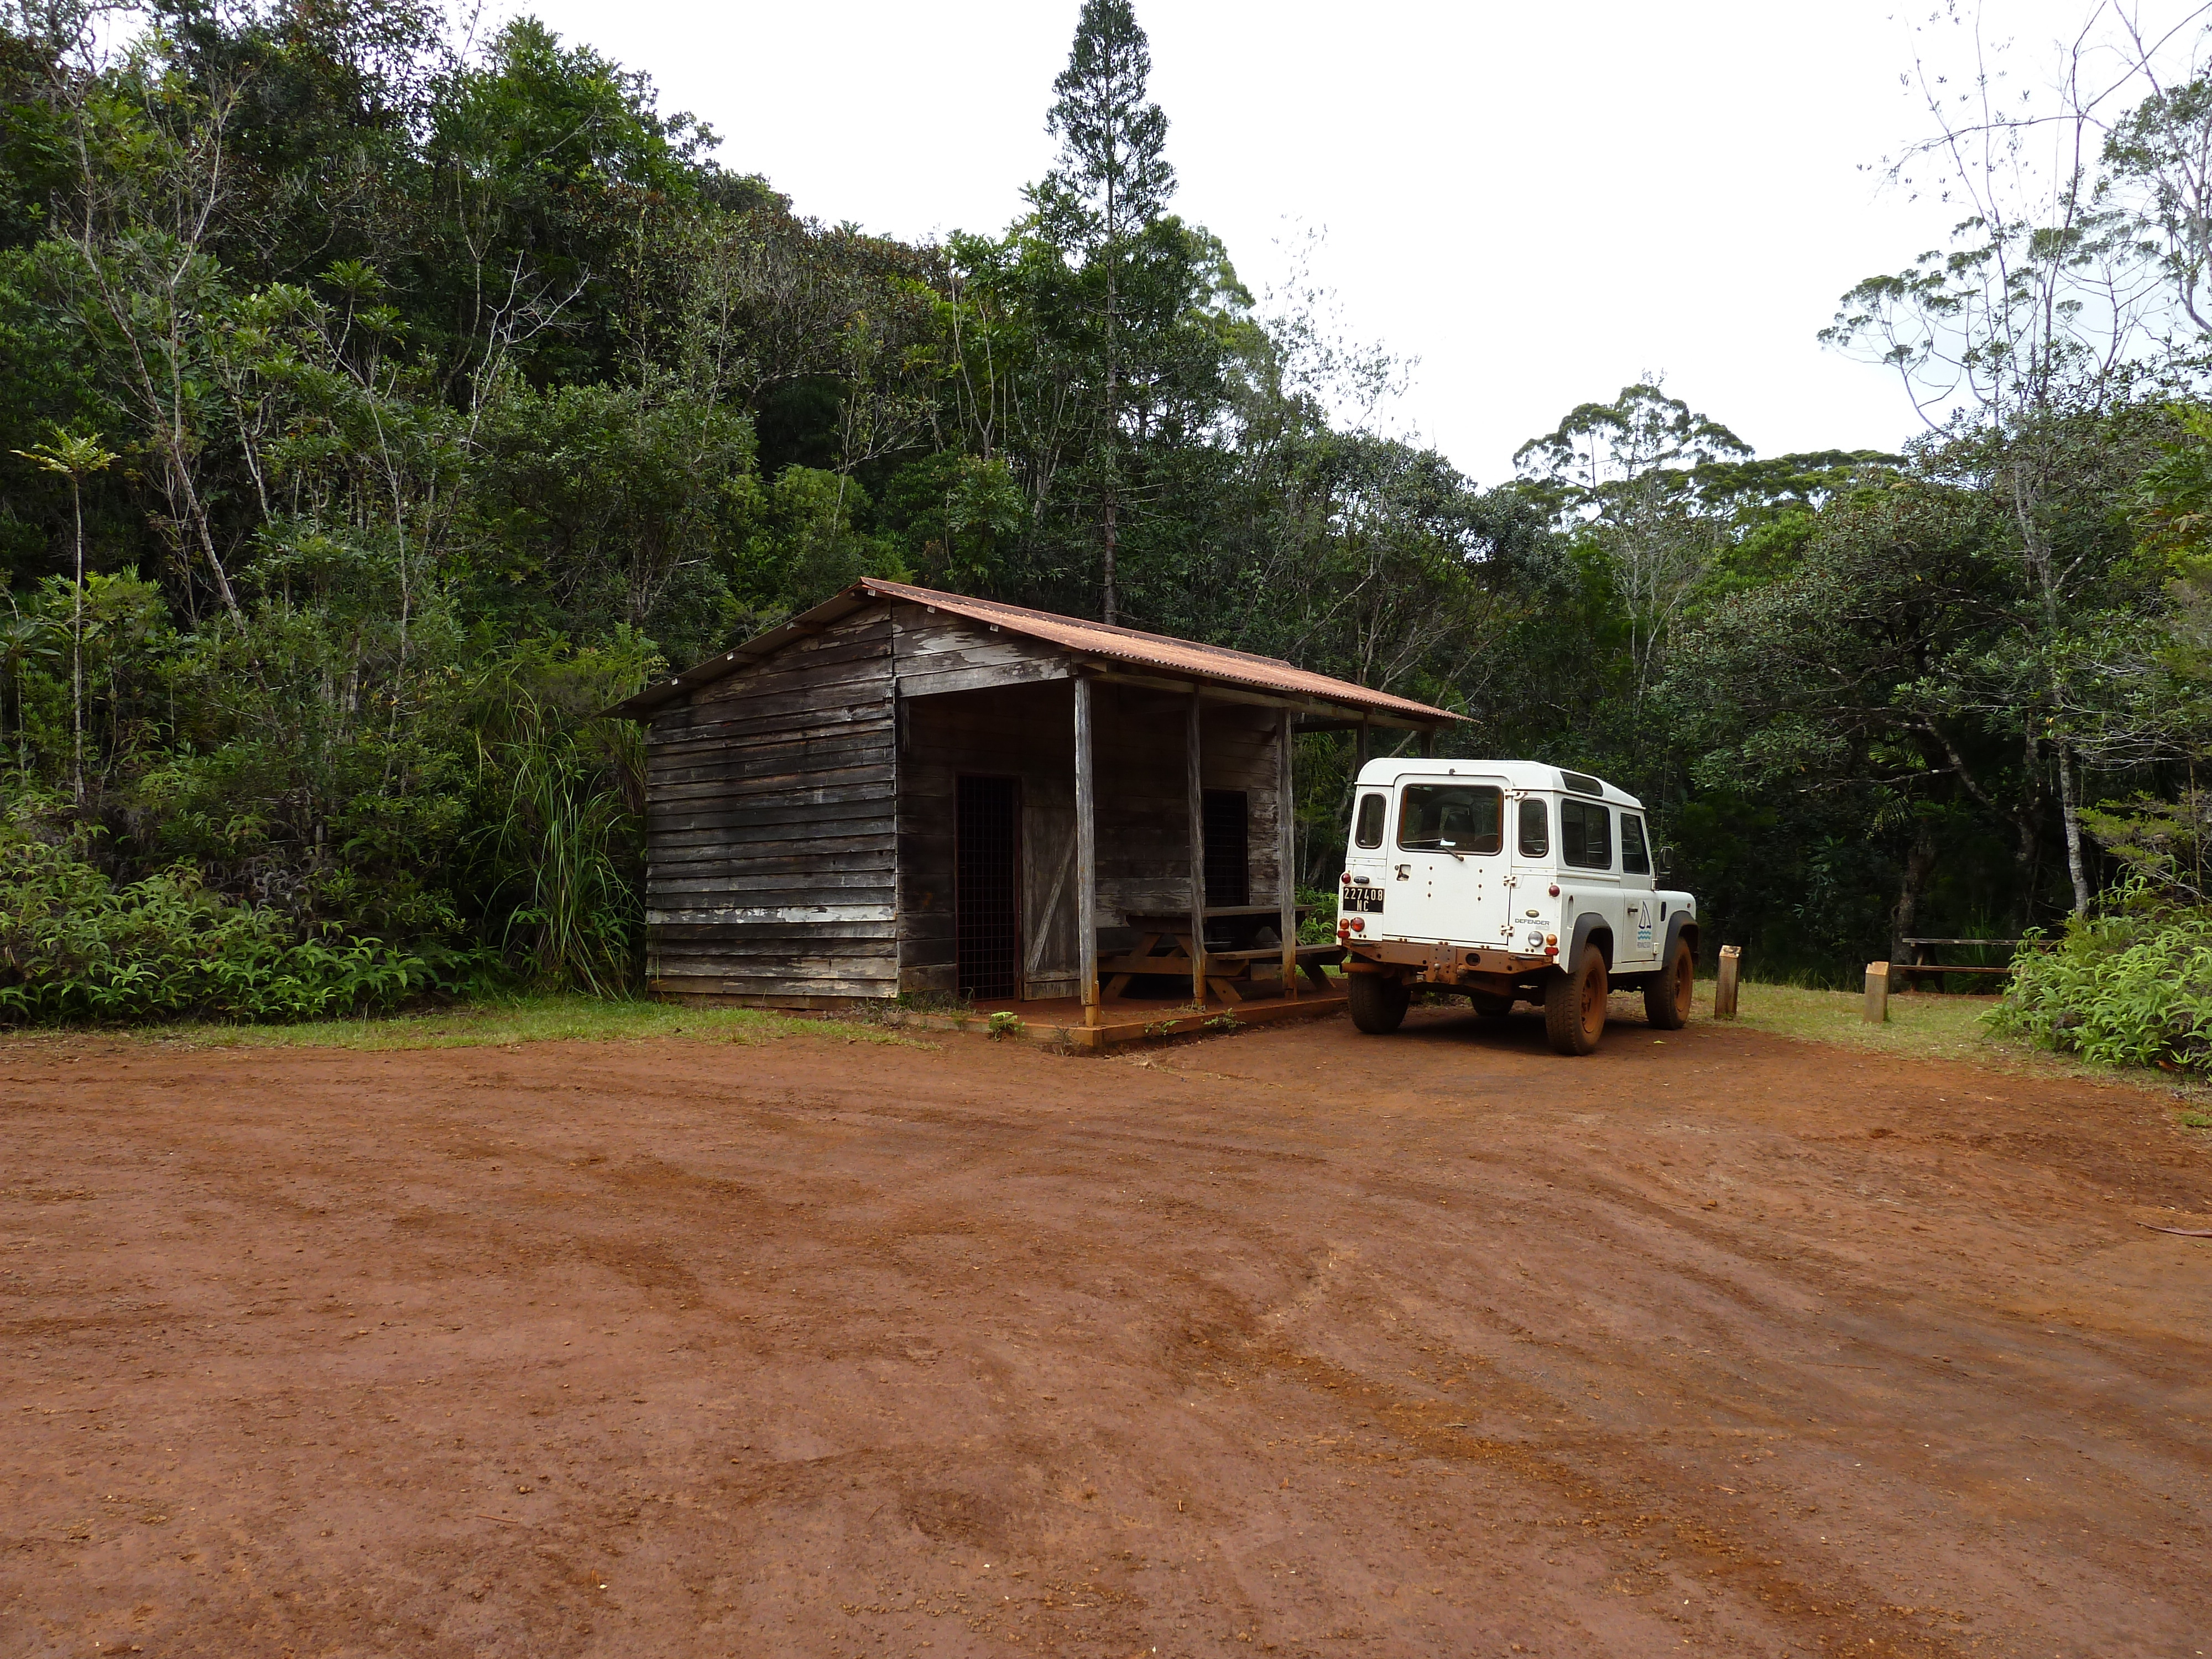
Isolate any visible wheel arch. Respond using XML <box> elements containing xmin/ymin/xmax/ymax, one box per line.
<box><xmin>1662</xmin><ymin>911</ymin><xmax>1700</xmax><ymax>966</ymax></box>
<box><xmin>1568</xmin><ymin>912</ymin><xmax>1613</xmax><ymax>969</ymax></box>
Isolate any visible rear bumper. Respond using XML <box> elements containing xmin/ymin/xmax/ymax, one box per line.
<box><xmin>1342</xmin><ymin>940</ymin><xmax>1557</xmax><ymax>985</ymax></box>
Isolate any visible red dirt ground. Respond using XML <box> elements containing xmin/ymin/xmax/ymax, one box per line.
<box><xmin>2</xmin><ymin>1004</ymin><xmax>2208</xmax><ymax>1658</ymax></box>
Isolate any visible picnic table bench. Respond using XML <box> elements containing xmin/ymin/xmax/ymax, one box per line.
<box><xmin>1102</xmin><ymin>906</ymin><xmax>1345</xmax><ymax>1004</ymax></box>
<box><xmin>1893</xmin><ymin>937</ymin><xmax>2038</xmax><ymax>987</ymax></box>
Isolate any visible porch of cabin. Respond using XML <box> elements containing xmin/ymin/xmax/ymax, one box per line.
<box><xmin>895</xmin><ymin>675</ymin><xmax>1345</xmax><ymax>1024</ymax></box>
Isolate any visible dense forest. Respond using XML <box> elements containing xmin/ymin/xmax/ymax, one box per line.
<box><xmin>8</xmin><ymin>0</ymin><xmax>2212</xmax><ymax>1031</ymax></box>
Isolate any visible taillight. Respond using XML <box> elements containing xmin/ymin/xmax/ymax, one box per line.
<box><xmin>1350</xmin><ymin>917</ymin><xmax>1365</xmax><ymax>932</ymax></box>
<box><xmin>1339</xmin><ymin>871</ymin><xmax>1353</xmax><ymax>884</ymax></box>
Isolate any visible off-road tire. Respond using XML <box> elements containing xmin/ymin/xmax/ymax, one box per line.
<box><xmin>1545</xmin><ymin>946</ymin><xmax>1609</xmax><ymax>1055</ymax></box>
<box><xmin>1644</xmin><ymin>937</ymin><xmax>1694</xmax><ymax>1030</ymax></box>
<box><xmin>1469</xmin><ymin>991</ymin><xmax>1515</xmax><ymax>1018</ymax></box>
<box><xmin>1347</xmin><ymin>971</ymin><xmax>1411</xmax><ymax>1034</ymax></box>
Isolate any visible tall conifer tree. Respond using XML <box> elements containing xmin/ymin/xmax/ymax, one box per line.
<box><xmin>1036</xmin><ymin>0</ymin><xmax>1174</xmax><ymax>624</ymax></box>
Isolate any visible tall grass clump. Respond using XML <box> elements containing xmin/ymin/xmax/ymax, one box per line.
<box><xmin>1989</xmin><ymin>886</ymin><xmax>2212</xmax><ymax>1071</ymax></box>
<box><xmin>0</xmin><ymin>824</ymin><xmax>444</xmax><ymax>1025</ymax></box>
<box><xmin>467</xmin><ymin>652</ymin><xmax>645</xmax><ymax>997</ymax></box>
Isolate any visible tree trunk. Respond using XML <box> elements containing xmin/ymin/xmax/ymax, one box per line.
<box><xmin>70</xmin><ymin>476</ymin><xmax>84</xmax><ymax>808</ymax></box>
<box><xmin>1890</xmin><ymin>816</ymin><xmax>1937</xmax><ymax>961</ymax></box>
<box><xmin>2056</xmin><ymin>737</ymin><xmax>2092</xmax><ymax>916</ymax></box>
<box><xmin>1101</xmin><ymin>259</ymin><xmax>1119</xmax><ymax>625</ymax></box>
<box><xmin>1100</xmin><ymin>159</ymin><xmax>1119</xmax><ymax>626</ymax></box>
<box><xmin>1101</xmin><ymin>484</ymin><xmax>1117</xmax><ymax>626</ymax></box>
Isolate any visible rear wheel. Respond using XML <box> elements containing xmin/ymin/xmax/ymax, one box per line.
<box><xmin>1469</xmin><ymin>991</ymin><xmax>1514</xmax><ymax>1018</ymax></box>
<box><xmin>1347</xmin><ymin>971</ymin><xmax>1411</xmax><ymax>1034</ymax></box>
<box><xmin>1545</xmin><ymin>946</ymin><xmax>1609</xmax><ymax>1055</ymax></box>
<box><xmin>1644</xmin><ymin>937</ymin><xmax>1694</xmax><ymax>1030</ymax></box>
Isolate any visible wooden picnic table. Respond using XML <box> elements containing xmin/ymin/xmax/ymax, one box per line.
<box><xmin>1895</xmin><ymin>937</ymin><xmax>2039</xmax><ymax>986</ymax></box>
<box><xmin>1106</xmin><ymin>906</ymin><xmax>1343</xmax><ymax>1004</ymax></box>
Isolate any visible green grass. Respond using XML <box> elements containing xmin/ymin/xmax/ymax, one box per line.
<box><xmin>33</xmin><ymin>993</ymin><xmax>933</xmax><ymax>1053</ymax></box>
<box><xmin>1715</xmin><ymin>980</ymin><xmax>2208</xmax><ymax>1097</ymax></box>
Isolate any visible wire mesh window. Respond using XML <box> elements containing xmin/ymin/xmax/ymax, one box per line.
<box><xmin>956</xmin><ymin>776</ymin><xmax>1021</xmax><ymax>999</ymax></box>
<box><xmin>1203</xmin><ymin>790</ymin><xmax>1250</xmax><ymax>906</ymax></box>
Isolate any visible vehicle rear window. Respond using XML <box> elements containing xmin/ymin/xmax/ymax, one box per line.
<box><xmin>1621</xmin><ymin>813</ymin><xmax>1651</xmax><ymax>875</ymax></box>
<box><xmin>1559</xmin><ymin>798</ymin><xmax>1611</xmax><ymax>869</ymax></box>
<box><xmin>1397</xmin><ymin>784</ymin><xmax>1502</xmax><ymax>854</ymax></box>
<box><xmin>1518</xmin><ymin>797</ymin><xmax>1548</xmax><ymax>857</ymax></box>
<box><xmin>1354</xmin><ymin>792</ymin><xmax>1386</xmax><ymax>848</ymax></box>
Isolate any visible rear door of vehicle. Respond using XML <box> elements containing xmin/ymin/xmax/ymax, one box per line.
<box><xmin>1505</xmin><ymin>790</ymin><xmax>1555</xmax><ymax>956</ymax></box>
<box><xmin>1384</xmin><ymin>774</ymin><xmax>1509</xmax><ymax>948</ymax></box>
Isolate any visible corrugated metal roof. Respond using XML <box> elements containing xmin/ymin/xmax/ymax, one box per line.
<box><xmin>610</xmin><ymin>577</ymin><xmax>1462</xmax><ymax>724</ymax></box>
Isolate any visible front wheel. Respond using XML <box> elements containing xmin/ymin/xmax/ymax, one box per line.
<box><xmin>1347</xmin><ymin>971</ymin><xmax>1411</xmax><ymax>1034</ymax></box>
<box><xmin>1470</xmin><ymin>991</ymin><xmax>1515</xmax><ymax>1018</ymax></box>
<box><xmin>1545</xmin><ymin>946</ymin><xmax>1609</xmax><ymax>1055</ymax></box>
<box><xmin>1644</xmin><ymin>937</ymin><xmax>1694</xmax><ymax>1030</ymax></box>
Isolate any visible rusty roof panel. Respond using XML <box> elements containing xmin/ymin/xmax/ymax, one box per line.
<box><xmin>610</xmin><ymin>578</ymin><xmax>1460</xmax><ymax>724</ymax></box>
<box><xmin>864</xmin><ymin>580</ymin><xmax>1458</xmax><ymax>723</ymax></box>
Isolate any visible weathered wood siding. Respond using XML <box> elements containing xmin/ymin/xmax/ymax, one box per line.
<box><xmin>641</xmin><ymin>595</ymin><xmax>1293</xmax><ymax>1007</ymax></box>
<box><xmin>643</xmin><ymin>611</ymin><xmax>896</xmax><ymax>1004</ymax></box>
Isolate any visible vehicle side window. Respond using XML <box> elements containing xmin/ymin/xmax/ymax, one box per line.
<box><xmin>1397</xmin><ymin>784</ymin><xmax>1503</xmax><ymax>854</ymax></box>
<box><xmin>1621</xmin><ymin>813</ymin><xmax>1651</xmax><ymax>875</ymax></box>
<box><xmin>1517</xmin><ymin>797</ymin><xmax>1548</xmax><ymax>857</ymax></box>
<box><xmin>1354</xmin><ymin>792</ymin><xmax>1386</xmax><ymax>849</ymax></box>
<box><xmin>1559</xmin><ymin>798</ymin><xmax>1611</xmax><ymax>869</ymax></box>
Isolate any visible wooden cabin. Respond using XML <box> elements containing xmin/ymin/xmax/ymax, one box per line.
<box><xmin>609</xmin><ymin>578</ymin><xmax>1457</xmax><ymax>1018</ymax></box>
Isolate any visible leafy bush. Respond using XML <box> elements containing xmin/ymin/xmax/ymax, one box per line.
<box><xmin>0</xmin><ymin>830</ymin><xmax>447</xmax><ymax>1026</ymax></box>
<box><xmin>1989</xmin><ymin>892</ymin><xmax>2212</xmax><ymax>1071</ymax></box>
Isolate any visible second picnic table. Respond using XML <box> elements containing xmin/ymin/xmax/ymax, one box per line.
<box><xmin>1895</xmin><ymin>937</ymin><xmax>2036</xmax><ymax>987</ymax></box>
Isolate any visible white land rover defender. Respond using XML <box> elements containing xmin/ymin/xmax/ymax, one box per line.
<box><xmin>1334</xmin><ymin>760</ymin><xmax>1698</xmax><ymax>1055</ymax></box>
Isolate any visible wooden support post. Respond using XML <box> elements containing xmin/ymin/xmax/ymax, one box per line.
<box><xmin>1714</xmin><ymin>945</ymin><xmax>1741</xmax><ymax>1019</ymax></box>
<box><xmin>1076</xmin><ymin>677</ymin><xmax>1100</xmax><ymax>1027</ymax></box>
<box><xmin>1187</xmin><ymin>690</ymin><xmax>1207</xmax><ymax>1009</ymax></box>
<box><xmin>1279</xmin><ymin>706</ymin><xmax>1297</xmax><ymax>1000</ymax></box>
<box><xmin>1864</xmin><ymin>959</ymin><xmax>1891</xmax><ymax>1024</ymax></box>
<box><xmin>1356</xmin><ymin>716</ymin><xmax>1370</xmax><ymax>773</ymax></box>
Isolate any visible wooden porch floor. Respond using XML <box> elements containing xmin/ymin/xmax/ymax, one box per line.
<box><xmin>878</xmin><ymin>983</ymin><xmax>1349</xmax><ymax>1052</ymax></box>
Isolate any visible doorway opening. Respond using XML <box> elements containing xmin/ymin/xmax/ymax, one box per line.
<box><xmin>1203</xmin><ymin>789</ymin><xmax>1250</xmax><ymax>906</ymax></box>
<box><xmin>956</xmin><ymin>775</ymin><xmax>1022</xmax><ymax>999</ymax></box>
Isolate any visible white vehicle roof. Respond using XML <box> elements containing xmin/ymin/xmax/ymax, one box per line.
<box><xmin>1353</xmin><ymin>758</ymin><xmax>1643</xmax><ymax>811</ymax></box>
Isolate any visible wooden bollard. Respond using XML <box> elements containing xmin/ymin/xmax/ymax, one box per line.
<box><xmin>1714</xmin><ymin>945</ymin><xmax>1741</xmax><ymax>1019</ymax></box>
<box><xmin>1863</xmin><ymin>959</ymin><xmax>1891</xmax><ymax>1024</ymax></box>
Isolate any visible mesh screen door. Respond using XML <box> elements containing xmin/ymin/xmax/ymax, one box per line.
<box><xmin>1203</xmin><ymin>790</ymin><xmax>1250</xmax><ymax>906</ymax></box>
<box><xmin>956</xmin><ymin>775</ymin><xmax>1022</xmax><ymax>999</ymax></box>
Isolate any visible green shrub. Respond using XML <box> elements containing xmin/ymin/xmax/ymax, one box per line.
<box><xmin>0</xmin><ymin>831</ymin><xmax>447</xmax><ymax>1026</ymax></box>
<box><xmin>1989</xmin><ymin>893</ymin><xmax>2212</xmax><ymax>1071</ymax></box>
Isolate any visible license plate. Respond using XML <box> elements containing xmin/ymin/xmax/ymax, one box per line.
<box><xmin>1343</xmin><ymin>885</ymin><xmax>1385</xmax><ymax>914</ymax></box>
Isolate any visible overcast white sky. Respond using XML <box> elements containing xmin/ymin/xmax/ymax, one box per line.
<box><xmin>494</xmin><ymin>0</ymin><xmax>2168</xmax><ymax>485</ymax></box>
